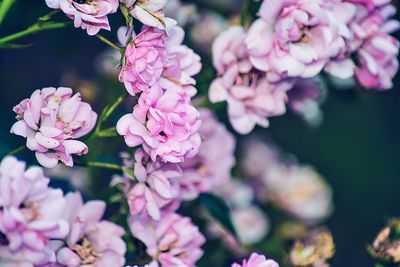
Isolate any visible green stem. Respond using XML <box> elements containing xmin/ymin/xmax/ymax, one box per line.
<box><xmin>0</xmin><ymin>21</ymin><xmax>71</xmax><ymax>45</ymax></box>
<box><xmin>0</xmin><ymin>0</ymin><xmax>16</xmax><ymax>26</ymax></box>
<box><xmin>240</xmin><ymin>0</ymin><xmax>252</xmax><ymax>28</ymax></box>
<box><xmin>98</xmin><ymin>127</ymin><xmax>118</xmax><ymax>138</ymax></box>
<box><xmin>102</xmin><ymin>92</ymin><xmax>128</xmax><ymax>123</ymax></box>
<box><xmin>6</xmin><ymin>145</ymin><xmax>25</xmax><ymax>156</ymax></box>
<box><xmin>85</xmin><ymin>161</ymin><xmax>123</xmax><ymax>171</ymax></box>
<box><xmin>96</xmin><ymin>34</ymin><xmax>122</xmax><ymax>52</ymax></box>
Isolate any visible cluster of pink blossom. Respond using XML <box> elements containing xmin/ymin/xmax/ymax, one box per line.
<box><xmin>0</xmin><ymin>156</ymin><xmax>126</xmax><ymax>267</ymax></box>
<box><xmin>11</xmin><ymin>87</ymin><xmax>97</xmax><ymax>168</ymax></box>
<box><xmin>45</xmin><ymin>0</ymin><xmax>119</xmax><ymax>35</ymax></box>
<box><xmin>210</xmin><ymin>0</ymin><xmax>399</xmax><ymax>134</ymax></box>
<box><xmin>112</xmin><ymin>106</ymin><xmax>238</xmax><ymax>265</ymax></box>
<box><xmin>117</xmin><ymin>24</ymin><xmax>202</xmax><ymax>163</ymax></box>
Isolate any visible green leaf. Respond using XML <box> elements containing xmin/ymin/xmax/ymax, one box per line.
<box><xmin>199</xmin><ymin>193</ymin><xmax>238</xmax><ymax>239</ymax></box>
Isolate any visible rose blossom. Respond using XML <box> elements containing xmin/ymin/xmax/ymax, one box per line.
<box><xmin>119</xmin><ymin>26</ymin><xmax>167</xmax><ymax>96</ymax></box>
<box><xmin>45</xmin><ymin>0</ymin><xmax>119</xmax><ymax>35</ymax></box>
<box><xmin>121</xmin><ymin>149</ymin><xmax>181</xmax><ymax>221</ymax></box>
<box><xmin>129</xmin><ymin>212</ymin><xmax>205</xmax><ymax>267</ymax></box>
<box><xmin>231</xmin><ymin>253</ymin><xmax>279</xmax><ymax>267</ymax></box>
<box><xmin>209</xmin><ymin>26</ymin><xmax>293</xmax><ymax>134</ymax></box>
<box><xmin>120</xmin><ymin>0</ymin><xmax>176</xmax><ymax>30</ymax></box>
<box><xmin>179</xmin><ymin>108</ymin><xmax>236</xmax><ymax>200</ymax></box>
<box><xmin>117</xmin><ymin>84</ymin><xmax>201</xmax><ymax>163</ymax></box>
<box><xmin>162</xmin><ymin>25</ymin><xmax>202</xmax><ymax>96</ymax></box>
<box><xmin>11</xmin><ymin>87</ymin><xmax>97</xmax><ymax>168</ymax></box>
<box><xmin>0</xmin><ymin>156</ymin><xmax>69</xmax><ymax>265</ymax></box>
<box><xmin>245</xmin><ymin>0</ymin><xmax>351</xmax><ymax>81</ymax></box>
<box><xmin>55</xmin><ymin>192</ymin><xmax>126</xmax><ymax>267</ymax></box>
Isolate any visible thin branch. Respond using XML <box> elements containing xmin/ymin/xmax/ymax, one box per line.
<box><xmin>0</xmin><ymin>0</ymin><xmax>16</xmax><ymax>26</ymax></box>
<box><xmin>240</xmin><ymin>0</ymin><xmax>252</xmax><ymax>28</ymax></box>
<box><xmin>6</xmin><ymin>145</ymin><xmax>25</xmax><ymax>156</ymax></box>
<box><xmin>0</xmin><ymin>21</ymin><xmax>71</xmax><ymax>45</ymax></box>
<box><xmin>96</xmin><ymin>34</ymin><xmax>122</xmax><ymax>52</ymax></box>
<box><xmin>85</xmin><ymin>161</ymin><xmax>123</xmax><ymax>171</ymax></box>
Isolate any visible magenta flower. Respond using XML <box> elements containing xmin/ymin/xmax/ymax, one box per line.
<box><xmin>55</xmin><ymin>192</ymin><xmax>126</xmax><ymax>267</ymax></box>
<box><xmin>11</xmin><ymin>87</ymin><xmax>97</xmax><ymax>168</ymax></box>
<box><xmin>245</xmin><ymin>0</ymin><xmax>350</xmax><ymax>81</ymax></box>
<box><xmin>0</xmin><ymin>156</ymin><xmax>69</xmax><ymax>265</ymax></box>
<box><xmin>209</xmin><ymin>25</ymin><xmax>293</xmax><ymax>134</ymax></box>
<box><xmin>45</xmin><ymin>0</ymin><xmax>119</xmax><ymax>35</ymax></box>
<box><xmin>179</xmin><ymin>108</ymin><xmax>236</xmax><ymax>200</ymax></box>
<box><xmin>231</xmin><ymin>253</ymin><xmax>279</xmax><ymax>267</ymax></box>
<box><xmin>117</xmin><ymin>84</ymin><xmax>201</xmax><ymax>163</ymax></box>
<box><xmin>119</xmin><ymin>27</ymin><xmax>167</xmax><ymax>96</ymax></box>
<box><xmin>123</xmin><ymin>149</ymin><xmax>181</xmax><ymax>221</ymax></box>
<box><xmin>129</xmin><ymin>212</ymin><xmax>205</xmax><ymax>266</ymax></box>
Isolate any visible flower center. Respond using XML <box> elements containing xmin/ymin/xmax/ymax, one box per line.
<box><xmin>72</xmin><ymin>237</ymin><xmax>100</xmax><ymax>264</ymax></box>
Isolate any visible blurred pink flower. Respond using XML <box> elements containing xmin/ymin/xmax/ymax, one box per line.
<box><xmin>347</xmin><ymin>0</ymin><xmax>391</xmax><ymax>10</ymax></box>
<box><xmin>355</xmin><ymin>33</ymin><xmax>399</xmax><ymax>89</ymax></box>
<box><xmin>209</xmin><ymin>26</ymin><xmax>293</xmax><ymax>134</ymax></box>
<box><xmin>56</xmin><ymin>192</ymin><xmax>126</xmax><ymax>267</ymax></box>
<box><xmin>232</xmin><ymin>253</ymin><xmax>279</xmax><ymax>267</ymax></box>
<box><xmin>125</xmin><ymin>149</ymin><xmax>181</xmax><ymax>221</ymax></box>
<box><xmin>45</xmin><ymin>0</ymin><xmax>119</xmax><ymax>35</ymax></box>
<box><xmin>179</xmin><ymin>108</ymin><xmax>236</xmax><ymax>200</ymax></box>
<box><xmin>117</xmin><ymin>85</ymin><xmax>201</xmax><ymax>163</ymax></box>
<box><xmin>287</xmin><ymin>79</ymin><xmax>326</xmax><ymax>125</ymax></box>
<box><xmin>129</xmin><ymin>212</ymin><xmax>205</xmax><ymax>267</ymax></box>
<box><xmin>245</xmin><ymin>0</ymin><xmax>350</xmax><ymax>81</ymax></box>
<box><xmin>119</xmin><ymin>27</ymin><xmax>167</xmax><ymax>96</ymax></box>
<box><xmin>11</xmin><ymin>87</ymin><xmax>97</xmax><ymax>168</ymax></box>
<box><xmin>0</xmin><ymin>156</ymin><xmax>69</xmax><ymax>265</ymax></box>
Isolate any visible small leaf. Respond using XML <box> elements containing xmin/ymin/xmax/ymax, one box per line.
<box><xmin>199</xmin><ymin>193</ymin><xmax>238</xmax><ymax>238</ymax></box>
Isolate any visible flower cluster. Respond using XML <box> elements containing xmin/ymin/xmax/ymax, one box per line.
<box><xmin>11</xmin><ymin>87</ymin><xmax>97</xmax><ymax>168</ymax></box>
<box><xmin>45</xmin><ymin>0</ymin><xmax>119</xmax><ymax>35</ymax></box>
<box><xmin>117</xmin><ymin>25</ymin><xmax>202</xmax><ymax>163</ymax></box>
<box><xmin>0</xmin><ymin>156</ymin><xmax>126</xmax><ymax>267</ymax></box>
<box><xmin>210</xmin><ymin>0</ymin><xmax>399</xmax><ymax>134</ymax></box>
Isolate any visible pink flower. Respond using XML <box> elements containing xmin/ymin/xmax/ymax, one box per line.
<box><xmin>117</xmin><ymin>84</ymin><xmax>201</xmax><ymax>163</ymax></box>
<box><xmin>209</xmin><ymin>26</ymin><xmax>293</xmax><ymax>134</ymax></box>
<box><xmin>120</xmin><ymin>0</ymin><xmax>176</xmax><ymax>30</ymax></box>
<box><xmin>162</xmin><ymin>26</ymin><xmax>202</xmax><ymax>94</ymax></box>
<box><xmin>287</xmin><ymin>79</ymin><xmax>326</xmax><ymax>125</ymax></box>
<box><xmin>179</xmin><ymin>108</ymin><xmax>236</xmax><ymax>200</ymax></box>
<box><xmin>129</xmin><ymin>212</ymin><xmax>205</xmax><ymax>266</ymax></box>
<box><xmin>123</xmin><ymin>149</ymin><xmax>181</xmax><ymax>221</ymax></box>
<box><xmin>55</xmin><ymin>192</ymin><xmax>126</xmax><ymax>267</ymax></box>
<box><xmin>355</xmin><ymin>32</ymin><xmax>399</xmax><ymax>89</ymax></box>
<box><xmin>347</xmin><ymin>0</ymin><xmax>391</xmax><ymax>11</ymax></box>
<box><xmin>232</xmin><ymin>253</ymin><xmax>279</xmax><ymax>267</ymax></box>
<box><xmin>119</xmin><ymin>27</ymin><xmax>167</xmax><ymax>96</ymax></box>
<box><xmin>0</xmin><ymin>156</ymin><xmax>69</xmax><ymax>265</ymax></box>
<box><xmin>45</xmin><ymin>0</ymin><xmax>119</xmax><ymax>35</ymax></box>
<box><xmin>245</xmin><ymin>0</ymin><xmax>350</xmax><ymax>81</ymax></box>
<box><xmin>11</xmin><ymin>87</ymin><xmax>97</xmax><ymax>168</ymax></box>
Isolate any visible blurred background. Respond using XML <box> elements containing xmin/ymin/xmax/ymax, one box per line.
<box><xmin>1</xmin><ymin>0</ymin><xmax>400</xmax><ymax>266</ymax></box>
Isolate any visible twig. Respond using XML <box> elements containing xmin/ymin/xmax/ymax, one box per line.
<box><xmin>0</xmin><ymin>21</ymin><xmax>71</xmax><ymax>45</ymax></box>
<box><xmin>0</xmin><ymin>0</ymin><xmax>16</xmax><ymax>26</ymax></box>
<box><xmin>96</xmin><ymin>34</ymin><xmax>122</xmax><ymax>52</ymax></box>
